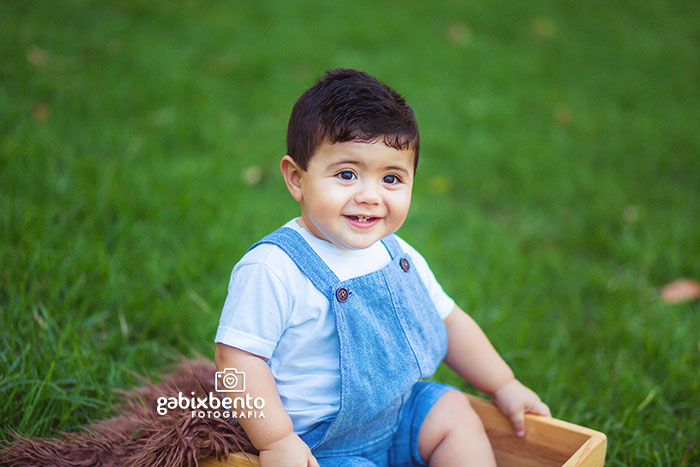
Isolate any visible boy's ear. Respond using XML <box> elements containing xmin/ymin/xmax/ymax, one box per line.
<box><xmin>280</xmin><ymin>155</ymin><xmax>304</xmax><ymax>202</ymax></box>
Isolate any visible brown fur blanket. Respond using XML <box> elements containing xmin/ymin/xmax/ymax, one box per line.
<box><xmin>0</xmin><ymin>360</ymin><xmax>256</xmax><ymax>466</ymax></box>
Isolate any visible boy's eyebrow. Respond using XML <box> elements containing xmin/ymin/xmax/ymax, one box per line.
<box><xmin>384</xmin><ymin>165</ymin><xmax>410</xmax><ymax>174</ymax></box>
<box><xmin>328</xmin><ymin>159</ymin><xmax>361</xmax><ymax>168</ymax></box>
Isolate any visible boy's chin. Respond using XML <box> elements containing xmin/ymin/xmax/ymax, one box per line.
<box><xmin>335</xmin><ymin>232</ymin><xmax>387</xmax><ymax>250</ymax></box>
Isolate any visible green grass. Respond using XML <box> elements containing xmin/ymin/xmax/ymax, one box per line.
<box><xmin>2</xmin><ymin>0</ymin><xmax>699</xmax><ymax>464</ymax></box>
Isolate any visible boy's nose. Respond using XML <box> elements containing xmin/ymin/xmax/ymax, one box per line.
<box><xmin>353</xmin><ymin>181</ymin><xmax>382</xmax><ymax>205</ymax></box>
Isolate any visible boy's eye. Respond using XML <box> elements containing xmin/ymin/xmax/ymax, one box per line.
<box><xmin>337</xmin><ymin>170</ymin><xmax>356</xmax><ymax>181</ymax></box>
<box><xmin>382</xmin><ymin>174</ymin><xmax>400</xmax><ymax>184</ymax></box>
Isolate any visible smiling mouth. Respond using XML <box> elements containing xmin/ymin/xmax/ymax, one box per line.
<box><xmin>344</xmin><ymin>215</ymin><xmax>381</xmax><ymax>226</ymax></box>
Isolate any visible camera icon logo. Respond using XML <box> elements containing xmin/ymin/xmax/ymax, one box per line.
<box><xmin>215</xmin><ymin>368</ymin><xmax>246</xmax><ymax>392</ymax></box>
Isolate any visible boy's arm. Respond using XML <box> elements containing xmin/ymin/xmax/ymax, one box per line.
<box><xmin>443</xmin><ymin>305</ymin><xmax>550</xmax><ymax>435</ymax></box>
<box><xmin>215</xmin><ymin>343</ymin><xmax>319</xmax><ymax>467</ymax></box>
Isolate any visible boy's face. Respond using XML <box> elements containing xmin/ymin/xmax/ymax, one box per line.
<box><xmin>281</xmin><ymin>140</ymin><xmax>414</xmax><ymax>250</ymax></box>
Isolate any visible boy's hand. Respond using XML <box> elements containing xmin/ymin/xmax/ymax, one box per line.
<box><xmin>258</xmin><ymin>433</ymin><xmax>319</xmax><ymax>467</ymax></box>
<box><xmin>492</xmin><ymin>379</ymin><xmax>551</xmax><ymax>437</ymax></box>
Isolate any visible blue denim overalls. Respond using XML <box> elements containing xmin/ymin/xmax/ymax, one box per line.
<box><xmin>251</xmin><ymin>227</ymin><xmax>452</xmax><ymax>466</ymax></box>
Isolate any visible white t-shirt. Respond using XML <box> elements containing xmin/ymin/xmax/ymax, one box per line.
<box><xmin>215</xmin><ymin>219</ymin><xmax>455</xmax><ymax>434</ymax></box>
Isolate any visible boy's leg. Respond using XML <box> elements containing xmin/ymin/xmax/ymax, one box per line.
<box><xmin>418</xmin><ymin>389</ymin><xmax>496</xmax><ymax>466</ymax></box>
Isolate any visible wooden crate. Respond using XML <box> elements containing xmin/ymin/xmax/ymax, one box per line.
<box><xmin>201</xmin><ymin>394</ymin><xmax>606</xmax><ymax>467</ymax></box>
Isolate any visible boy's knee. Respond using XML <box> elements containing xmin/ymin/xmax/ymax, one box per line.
<box><xmin>419</xmin><ymin>390</ymin><xmax>486</xmax><ymax>458</ymax></box>
<box><xmin>435</xmin><ymin>390</ymin><xmax>484</xmax><ymax>432</ymax></box>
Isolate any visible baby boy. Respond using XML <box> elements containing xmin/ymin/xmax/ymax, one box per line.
<box><xmin>215</xmin><ymin>68</ymin><xmax>550</xmax><ymax>467</ymax></box>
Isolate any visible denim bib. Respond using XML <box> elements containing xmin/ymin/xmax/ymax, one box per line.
<box><xmin>251</xmin><ymin>227</ymin><xmax>448</xmax><ymax>450</ymax></box>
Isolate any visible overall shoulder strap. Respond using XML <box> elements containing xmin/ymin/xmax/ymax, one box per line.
<box><xmin>248</xmin><ymin>227</ymin><xmax>339</xmax><ymax>297</ymax></box>
<box><xmin>379</xmin><ymin>234</ymin><xmax>403</xmax><ymax>259</ymax></box>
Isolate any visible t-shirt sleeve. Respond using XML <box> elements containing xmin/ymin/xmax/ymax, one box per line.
<box><xmin>215</xmin><ymin>261</ymin><xmax>294</xmax><ymax>359</ymax></box>
<box><xmin>395</xmin><ymin>237</ymin><xmax>456</xmax><ymax>320</ymax></box>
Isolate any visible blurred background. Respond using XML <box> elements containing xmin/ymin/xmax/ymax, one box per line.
<box><xmin>1</xmin><ymin>0</ymin><xmax>699</xmax><ymax>464</ymax></box>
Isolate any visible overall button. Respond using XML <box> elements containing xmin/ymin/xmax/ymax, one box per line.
<box><xmin>400</xmin><ymin>257</ymin><xmax>410</xmax><ymax>272</ymax></box>
<box><xmin>336</xmin><ymin>287</ymin><xmax>350</xmax><ymax>303</ymax></box>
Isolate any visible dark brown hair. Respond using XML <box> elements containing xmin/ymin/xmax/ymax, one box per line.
<box><xmin>286</xmin><ymin>68</ymin><xmax>420</xmax><ymax>171</ymax></box>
